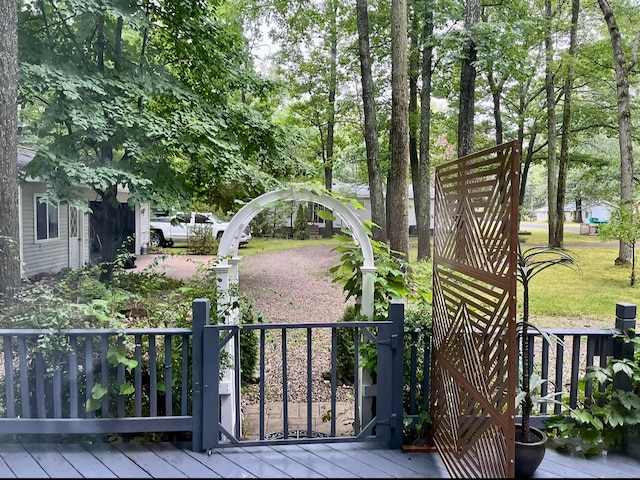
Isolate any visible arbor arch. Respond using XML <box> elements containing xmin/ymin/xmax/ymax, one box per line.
<box><xmin>214</xmin><ymin>186</ymin><xmax>376</xmax><ymax>323</ymax></box>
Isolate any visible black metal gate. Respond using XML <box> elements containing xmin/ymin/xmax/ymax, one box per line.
<box><xmin>191</xmin><ymin>299</ymin><xmax>407</xmax><ymax>452</ymax></box>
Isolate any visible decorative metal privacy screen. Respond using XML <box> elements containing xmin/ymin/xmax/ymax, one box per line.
<box><xmin>430</xmin><ymin>141</ymin><xmax>520</xmax><ymax>478</ymax></box>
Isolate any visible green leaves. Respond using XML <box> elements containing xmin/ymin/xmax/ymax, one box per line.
<box><xmin>545</xmin><ymin>333</ymin><xmax>640</xmax><ymax>455</ymax></box>
<box><xmin>19</xmin><ymin>0</ymin><xmax>314</xmax><ymax>221</ymax></box>
<box><xmin>517</xmin><ymin>246</ymin><xmax>582</xmax><ymax>286</ymax></box>
<box><xmin>107</xmin><ymin>345</ymin><xmax>139</xmax><ymax>372</ymax></box>
<box><xmin>85</xmin><ymin>345</ymin><xmax>138</xmax><ymax>412</ymax></box>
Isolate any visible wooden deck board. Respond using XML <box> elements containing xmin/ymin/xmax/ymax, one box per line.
<box><xmin>110</xmin><ymin>442</ymin><xmax>189</xmax><ymax>479</ymax></box>
<box><xmin>83</xmin><ymin>443</ymin><xmax>152</xmax><ymax>478</ymax></box>
<box><xmin>182</xmin><ymin>447</ymin><xmax>260</xmax><ymax>477</ymax></box>
<box><xmin>0</xmin><ymin>453</ymin><xmax>16</xmax><ymax>478</ymax></box>
<box><xmin>233</xmin><ymin>445</ymin><xmax>323</xmax><ymax>478</ymax></box>
<box><xmin>295</xmin><ymin>443</ymin><xmax>392</xmax><ymax>478</ymax></box>
<box><xmin>326</xmin><ymin>442</ymin><xmax>432</xmax><ymax>478</ymax></box>
<box><xmin>22</xmin><ymin>443</ymin><xmax>84</xmax><ymax>478</ymax></box>
<box><xmin>54</xmin><ymin>443</ymin><xmax>118</xmax><ymax>478</ymax></box>
<box><xmin>0</xmin><ymin>440</ymin><xmax>639</xmax><ymax>478</ymax></box>
<box><xmin>144</xmin><ymin>443</ymin><xmax>223</xmax><ymax>478</ymax></box>
<box><xmin>0</xmin><ymin>444</ymin><xmax>48</xmax><ymax>478</ymax></box>
<box><xmin>347</xmin><ymin>441</ymin><xmax>451</xmax><ymax>477</ymax></box>
<box><xmin>269</xmin><ymin>444</ymin><xmax>357</xmax><ymax>477</ymax></box>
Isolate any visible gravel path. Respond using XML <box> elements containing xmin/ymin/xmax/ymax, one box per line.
<box><xmin>136</xmin><ymin>245</ymin><xmax>357</xmax><ymax>405</ymax></box>
<box><xmin>238</xmin><ymin>244</ymin><xmax>356</xmax><ymax>405</ymax></box>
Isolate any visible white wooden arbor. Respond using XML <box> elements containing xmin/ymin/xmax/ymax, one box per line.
<box><xmin>213</xmin><ymin>186</ymin><xmax>377</xmax><ymax>436</ymax></box>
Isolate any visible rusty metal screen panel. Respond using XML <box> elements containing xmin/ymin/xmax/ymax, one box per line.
<box><xmin>430</xmin><ymin>141</ymin><xmax>520</xmax><ymax>478</ymax></box>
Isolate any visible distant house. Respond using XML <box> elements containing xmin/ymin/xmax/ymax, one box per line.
<box><xmin>534</xmin><ymin>201</ymin><xmax>613</xmax><ymax>223</ymax></box>
<box><xmin>334</xmin><ymin>183</ymin><xmax>435</xmax><ymax>233</ymax></box>
<box><xmin>283</xmin><ymin>183</ymin><xmax>435</xmax><ymax>234</ymax></box>
<box><xmin>18</xmin><ymin>146</ymin><xmax>150</xmax><ymax>279</ymax></box>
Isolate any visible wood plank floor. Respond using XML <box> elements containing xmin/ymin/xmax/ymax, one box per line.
<box><xmin>0</xmin><ymin>440</ymin><xmax>639</xmax><ymax>478</ymax></box>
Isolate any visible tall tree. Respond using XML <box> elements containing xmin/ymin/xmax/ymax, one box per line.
<box><xmin>408</xmin><ymin>3</ymin><xmax>421</xmax><ymax>237</ymax></box>
<box><xmin>545</xmin><ymin>0</ymin><xmax>559</xmax><ymax>246</ymax></box>
<box><xmin>387</xmin><ymin>0</ymin><xmax>410</xmax><ymax>260</ymax></box>
<box><xmin>19</xmin><ymin>0</ymin><xmax>307</xmax><ymax>279</ymax></box>
<box><xmin>355</xmin><ymin>0</ymin><xmax>387</xmax><ymax>243</ymax></box>
<box><xmin>0</xmin><ymin>0</ymin><xmax>21</xmax><ymax>296</ymax></box>
<box><xmin>553</xmin><ymin>0</ymin><xmax>580</xmax><ymax>246</ymax></box>
<box><xmin>597</xmin><ymin>0</ymin><xmax>635</xmax><ymax>265</ymax></box>
<box><xmin>457</xmin><ymin>0</ymin><xmax>481</xmax><ymax>158</ymax></box>
<box><xmin>417</xmin><ymin>0</ymin><xmax>434</xmax><ymax>261</ymax></box>
<box><xmin>323</xmin><ymin>0</ymin><xmax>338</xmax><ymax>238</ymax></box>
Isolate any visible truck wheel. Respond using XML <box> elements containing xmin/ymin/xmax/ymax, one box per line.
<box><xmin>150</xmin><ymin>231</ymin><xmax>164</xmax><ymax>248</ymax></box>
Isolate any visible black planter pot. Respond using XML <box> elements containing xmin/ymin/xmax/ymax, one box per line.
<box><xmin>515</xmin><ymin>424</ymin><xmax>547</xmax><ymax>478</ymax></box>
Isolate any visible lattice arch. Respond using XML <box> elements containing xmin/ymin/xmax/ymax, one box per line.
<box><xmin>214</xmin><ymin>186</ymin><xmax>377</xmax><ymax>325</ymax></box>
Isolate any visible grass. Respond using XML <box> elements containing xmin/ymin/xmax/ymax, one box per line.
<box><xmin>516</xmin><ymin>222</ymin><xmax>638</xmax><ymax>328</ymax></box>
<box><xmin>156</xmin><ymin>225</ymin><xmax>638</xmax><ymax>330</ymax></box>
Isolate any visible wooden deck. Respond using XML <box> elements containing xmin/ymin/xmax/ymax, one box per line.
<box><xmin>0</xmin><ymin>440</ymin><xmax>639</xmax><ymax>478</ymax></box>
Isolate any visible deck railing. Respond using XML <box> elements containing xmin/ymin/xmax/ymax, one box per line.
<box><xmin>520</xmin><ymin>302</ymin><xmax>637</xmax><ymax>429</ymax></box>
<box><xmin>0</xmin><ymin>327</ymin><xmax>193</xmax><ymax>435</ymax></box>
<box><xmin>0</xmin><ymin>301</ymin><xmax>636</xmax><ymax>446</ymax></box>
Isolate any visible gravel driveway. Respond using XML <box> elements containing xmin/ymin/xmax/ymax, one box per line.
<box><xmin>136</xmin><ymin>244</ymin><xmax>357</xmax><ymax>404</ymax></box>
<box><xmin>238</xmin><ymin>244</ymin><xmax>356</xmax><ymax>405</ymax></box>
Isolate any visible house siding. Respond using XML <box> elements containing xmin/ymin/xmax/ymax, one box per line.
<box><xmin>21</xmin><ymin>182</ymin><xmax>70</xmax><ymax>278</ymax></box>
<box><xmin>18</xmin><ymin>147</ymin><xmax>148</xmax><ymax>276</ymax></box>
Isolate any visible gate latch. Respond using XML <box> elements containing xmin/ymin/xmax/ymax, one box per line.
<box><xmin>378</xmin><ymin>334</ymin><xmax>398</xmax><ymax>350</ymax></box>
<box><xmin>377</xmin><ymin>413</ymin><xmax>398</xmax><ymax>430</ymax></box>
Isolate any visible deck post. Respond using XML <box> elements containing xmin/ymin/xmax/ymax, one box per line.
<box><xmin>614</xmin><ymin>302</ymin><xmax>638</xmax><ymax>457</ymax></box>
<box><xmin>389</xmin><ymin>301</ymin><xmax>405</xmax><ymax>449</ymax></box>
<box><xmin>376</xmin><ymin>301</ymin><xmax>405</xmax><ymax>449</ymax></box>
<box><xmin>192</xmin><ymin>298</ymin><xmax>210</xmax><ymax>452</ymax></box>
<box><xmin>613</xmin><ymin>302</ymin><xmax>636</xmax><ymax>393</ymax></box>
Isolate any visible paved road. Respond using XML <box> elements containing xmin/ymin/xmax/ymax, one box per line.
<box><xmin>520</xmin><ymin>221</ymin><xmax>579</xmax><ymax>233</ymax></box>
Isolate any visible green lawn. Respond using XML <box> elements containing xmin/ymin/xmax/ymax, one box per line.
<box><xmin>160</xmin><ymin>226</ymin><xmax>638</xmax><ymax>330</ymax></box>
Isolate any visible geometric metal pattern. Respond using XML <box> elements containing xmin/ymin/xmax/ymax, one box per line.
<box><xmin>430</xmin><ymin>141</ymin><xmax>520</xmax><ymax>478</ymax></box>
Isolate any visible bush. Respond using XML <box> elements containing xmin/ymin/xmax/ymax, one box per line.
<box><xmin>335</xmin><ymin>304</ymin><xmax>367</xmax><ymax>384</ymax></box>
<box><xmin>187</xmin><ymin>225</ymin><xmax>218</xmax><ymax>254</ymax></box>
<box><xmin>239</xmin><ymin>296</ymin><xmax>264</xmax><ymax>384</ymax></box>
<box><xmin>293</xmin><ymin>203</ymin><xmax>310</xmax><ymax>240</ymax></box>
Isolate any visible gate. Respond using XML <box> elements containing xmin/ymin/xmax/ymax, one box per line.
<box><xmin>191</xmin><ymin>299</ymin><xmax>406</xmax><ymax>453</ymax></box>
<box><xmin>429</xmin><ymin>141</ymin><xmax>520</xmax><ymax>478</ymax></box>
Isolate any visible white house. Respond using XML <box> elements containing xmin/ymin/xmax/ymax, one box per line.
<box><xmin>18</xmin><ymin>146</ymin><xmax>150</xmax><ymax>279</ymax></box>
<box><xmin>534</xmin><ymin>201</ymin><xmax>613</xmax><ymax>224</ymax></box>
<box><xmin>332</xmin><ymin>183</ymin><xmax>435</xmax><ymax>233</ymax></box>
<box><xmin>289</xmin><ymin>183</ymin><xmax>435</xmax><ymax>234</ymax></box>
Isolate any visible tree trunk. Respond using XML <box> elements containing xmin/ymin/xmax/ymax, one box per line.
<box><xmin>598</xmin><ymin>0</ymin><xmax>634</xmax><ymax>265</ymax></box>
<box><xmin>356</xmin><ymin>0</ymin><xmax>387</xmax><ymax>243</ymax></box>
<box><xmin>387</xmin><ymin>0</ymin><xmax>410</xmax><ymax>260</ymax></box>
<box><xmin>545</xmin><ymin>0</ymin><xmax>559</xmax><ymax>247</ymax></box>
<box><xmin>0</xmin><ymin>0</ymin><xmax>21</xmax><ymax>296</ymax></box>
<box><xmin>323</xmin><ymin>0</ymin><xmax>337</xmax><ymax>238</ymax></box>
<box><xmin>457</xmin><ymin>0</ymin><xmax>481</xmax><ymax>158</ymax></box>
<box><xmin>417</xmin><ymin>1</ymin><xmax>434</xmax><ymax>261</ymax></box>
<box><xmin>487</xmin><ymin>64</ymin><xmax>504</xmax><ymax>146</ymax></box>
<box><xmin>409</xmin><ymin>7</ymin><xmax>420</xmax><ymax>236</ymax></box>
<box><xmin>554</xmin><ymin>0</ymin><xmax>580</xmax><ymax>247</ymax></box>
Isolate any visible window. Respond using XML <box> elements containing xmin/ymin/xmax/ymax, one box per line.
<box><xmin>35</xmin><ymin>195</ymin><xmax>59</xmax><ymax>240</ymax></box>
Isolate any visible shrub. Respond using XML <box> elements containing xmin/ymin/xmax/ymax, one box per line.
<box><xmin>545</xmin><ymin>331</ymin><xmax>640</xmax><ymax>455</ymax></box>
<box><xmin>293</xmin><ymin>203</ymin><xmax>310</xmax><ymax>240</ymax></box>
<box><xmin>239</xmin><ymin>296</ymin><xmax>264</xmax><ymax>384</ymax></box>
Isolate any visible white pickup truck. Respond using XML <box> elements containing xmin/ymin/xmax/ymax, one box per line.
<box><xmin>149</xmin><ymin>211</ymin><xmax>251</xmax><ymax>248</ymax></box>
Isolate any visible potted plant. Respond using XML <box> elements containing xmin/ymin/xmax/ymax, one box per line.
<box><xmin>515</xmin><ymin>244</ymin><xmax>581</xmax><ymax>477</ymax></box>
